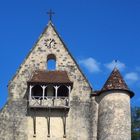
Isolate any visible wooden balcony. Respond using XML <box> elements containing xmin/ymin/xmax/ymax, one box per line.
<box><xmin>28</xmin><ymin>96</ymin><xmax>69</xmax><ymax>108</ymax></box>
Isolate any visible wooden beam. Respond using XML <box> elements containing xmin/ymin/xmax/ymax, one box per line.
<box><xmin>63</xmin><ymin>116</ymin><xmax>66</xmax><ymax>138</ymax></box>
<box><xmin>33</xmin><ymin>109</ymin><xmax>36</xmax><ymax>137</ymax></box>
<box><xmin>47</xmin><ymin>117</ymin><xmax>50</xmax><ymax>137</ymax></box>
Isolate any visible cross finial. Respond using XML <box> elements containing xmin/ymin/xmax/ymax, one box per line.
<box><xmin>47</xmin><ymin>9</ymin><xmax>55</xmax><ymax>21</ymax></box>
<box><xmin>114</xmin><ymin>59</ymin><xmax>118</xmax><ymax>69</ymax></box>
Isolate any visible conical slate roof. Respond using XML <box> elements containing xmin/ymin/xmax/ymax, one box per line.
<box><xmin>100</xmin><ymin>67</ymin><xmax>134</xmax><ymax>98</ymax></box>
<box><xmin>102</xmin><ymin>68</ymin><xmax>129</xmax><ymax>91</ymax></box>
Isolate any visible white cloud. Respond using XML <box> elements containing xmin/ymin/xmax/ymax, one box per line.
<box><xmin>105</xmin><ymin>60</ymin><xmax>126</xmax><ymax>71</ymax></box>
<box><xmin>125</xmin><ymin>72</ymin><xmax>139</xmax><ymax>82</ymax></box>
<box><xmin>79</xmin><ymin>57</ymin><xmax>101</xmax><ymax>73</ymax></box>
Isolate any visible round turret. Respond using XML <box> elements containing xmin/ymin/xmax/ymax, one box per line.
<box><xmin>97</xmin><ymin>68</ymin><xmax>134</xmax><ymax>140</ymax></box>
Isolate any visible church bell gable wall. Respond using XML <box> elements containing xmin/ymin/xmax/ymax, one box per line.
<box><xmin>8</xmin><ymin>22</ymin><xmax>92</xmax><ymax>101</ymax></box>
<box><xmin>0</xmin><ymin>22</ymin><xmax>99</xmax><ymax>140</ymax></box>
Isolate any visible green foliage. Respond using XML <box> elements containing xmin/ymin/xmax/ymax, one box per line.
<box><xmin>131</xmin><ymin>107</ymin><xmax>140</xmax><ymax>140</ymax></box>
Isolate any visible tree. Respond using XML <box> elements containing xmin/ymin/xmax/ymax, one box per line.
<box><xmin>131</xmin><ymin>107</ymin><xmax>140</xmax><ymax>140</ymax></box>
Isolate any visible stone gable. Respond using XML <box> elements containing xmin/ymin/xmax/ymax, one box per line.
<box><xmin>0</xmin><ymin>21</ymin><xmax>97</xmax><ymax>140</ymax></box>
<box><xmin>8</xmin><ymin>21</ymin><xmax>92</xmax><ymax>101</ymax></box>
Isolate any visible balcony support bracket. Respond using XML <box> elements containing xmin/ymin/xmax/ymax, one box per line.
<box><xmin>33</xmin><ymin>109</ymin><xmax>36</xmax><ymax>137</ymax></box>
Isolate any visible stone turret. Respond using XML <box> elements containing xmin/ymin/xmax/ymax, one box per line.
<box><xmin>97</xmin><ymin>68</ymin><xmax>134</xmax><ymax>140</ymax></box>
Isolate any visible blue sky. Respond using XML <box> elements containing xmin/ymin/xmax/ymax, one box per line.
<box><xmin>0</xmin><ymin>0</ymin><xmax>140</xmax><ymax>108</ymax></box>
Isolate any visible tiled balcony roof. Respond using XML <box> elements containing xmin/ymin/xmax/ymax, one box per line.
<box><xmin>28</xmin><ymin>70</ymin><xmax>73</xmax><ymax>85</ymax></box>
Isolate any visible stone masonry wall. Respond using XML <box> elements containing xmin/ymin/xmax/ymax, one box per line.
<box><xmin>0</xmin><ymin>99</ymin><xmax>27</xmax><ymax>140</ymax></box>
<box><xmin>0</xmin><ymin>22</ymin><xmax>98</xmax><ymax>140</ymax></box>
<box><xmin>97</xmin><ymin>91</ymin><xmax>131</xmax><ymax>140</ymax></box>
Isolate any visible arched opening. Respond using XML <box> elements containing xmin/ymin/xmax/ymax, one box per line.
<box><xmin>46</xmin><ymin>54</ymin><xmax>56</xmax><ymax>70</ymax></box>
<box><xmin>32</xmin><ymin>85</ymin><xmax>43</xmax><ymax>99</ymax></box>
<box><xmin>57</xmin><ymin>85</ymin><xmax>69</xmax><ymax>97</ymax></box>
<box><xmin>45</xmin><ymin>85</ymin><xmax>55</xmax><ymax>97</ymax></box>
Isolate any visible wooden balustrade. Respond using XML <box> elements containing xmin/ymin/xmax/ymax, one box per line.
<box><xmin>28</xmin><ymin>96</ymin><xmax>69</xmax><ymax>108</ymax></box>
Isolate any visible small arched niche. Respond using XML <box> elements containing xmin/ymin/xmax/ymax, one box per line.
<box><xmin>58</xmin><ymin>85</ymin><xmax>69</xmax><ymax>97</ymax></box>
<box><xmin>46</xmin><ymin>54</ymin><xmax>56</xmax><ymax>70</ymax></box>
<box><xmin>32</xmin><ymin>85</ymin><xmax>43</xmax><ymax>99</ymax></box>
<box><xmin>45</xmin><ymin>85</ymin><xmax>55</xmax><ymax>97</ymax></box>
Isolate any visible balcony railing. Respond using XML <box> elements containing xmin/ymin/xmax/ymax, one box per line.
<box><xmin>28</xmin><ymin>96</ymin><xmax>69</xmax><ymax>108</ymax></box>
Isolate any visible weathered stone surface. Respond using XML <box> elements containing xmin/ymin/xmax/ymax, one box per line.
<box><xmin>0</xmin><ymin>99</ymin><xmax>27</xmax><ymax>140</ymax></box>
<box><xmin>0</xmin><ymin>21</ymin><xmax>132</xmax><ymax>140</ymax></box>
<box><xmin>97</xmin><ymin>91</ymin><xmax>131</xmax><ymax>140</ymax></box>
<box><xmin>0</xmin><ymin>22</ymin><xmax>95</xmax><ymax>140</ymax></box>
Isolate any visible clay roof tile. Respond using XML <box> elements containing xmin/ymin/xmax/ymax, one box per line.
<box><xmin>28</xmin><ymin>70</ymin><xmax>73</xmax><ymax>85</ymax></box>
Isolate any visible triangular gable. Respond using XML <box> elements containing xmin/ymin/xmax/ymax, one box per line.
<box><xmin>8</xmin><ymin>21</ymin><xmax>92</xmax><ymax>91</ymax></box>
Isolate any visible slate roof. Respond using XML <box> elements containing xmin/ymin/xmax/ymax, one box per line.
<box><xmin>99</xmin><ymin>67</ymin><xmax>134</xmax><ymax>97</ymax></box>
<box><xmin>28</xmin><ymin>70</ymin><xmax>73</xmax><ymax>85</ymax></box>
<box><xmin>91</xmin><ymin>68</ymin><xmax>134</xmax><ymax>97</ymax></box>
<box><xmin>102</xmin><ymin>68</ymin><xmax>129</xmax><ymax>91</ymax></box>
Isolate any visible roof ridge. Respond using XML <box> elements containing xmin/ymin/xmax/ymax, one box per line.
<box><xmin>34</xmin><ymin>70</ymin><xmax>67</xmax><ymax>73</ymax></box>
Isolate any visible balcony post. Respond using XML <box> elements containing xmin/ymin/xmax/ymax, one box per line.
<box><xmin>42</xmin><ymin>86</ymin><xmax>46</xmax><ymax>100</ymax></box>
<box><xmin>29</xmin><ymin>85</ymin><xmax>33</xmax><ymax>101</ymax></box>
<box><xmin>54</xmin><ymin>86</ymin><xmax>59</xmax><ymax>99</ymax></box>
<box><xmin>67</xmin><ymin>86</ymin><xmax>71</xmax><ymax>106</ymax></box>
